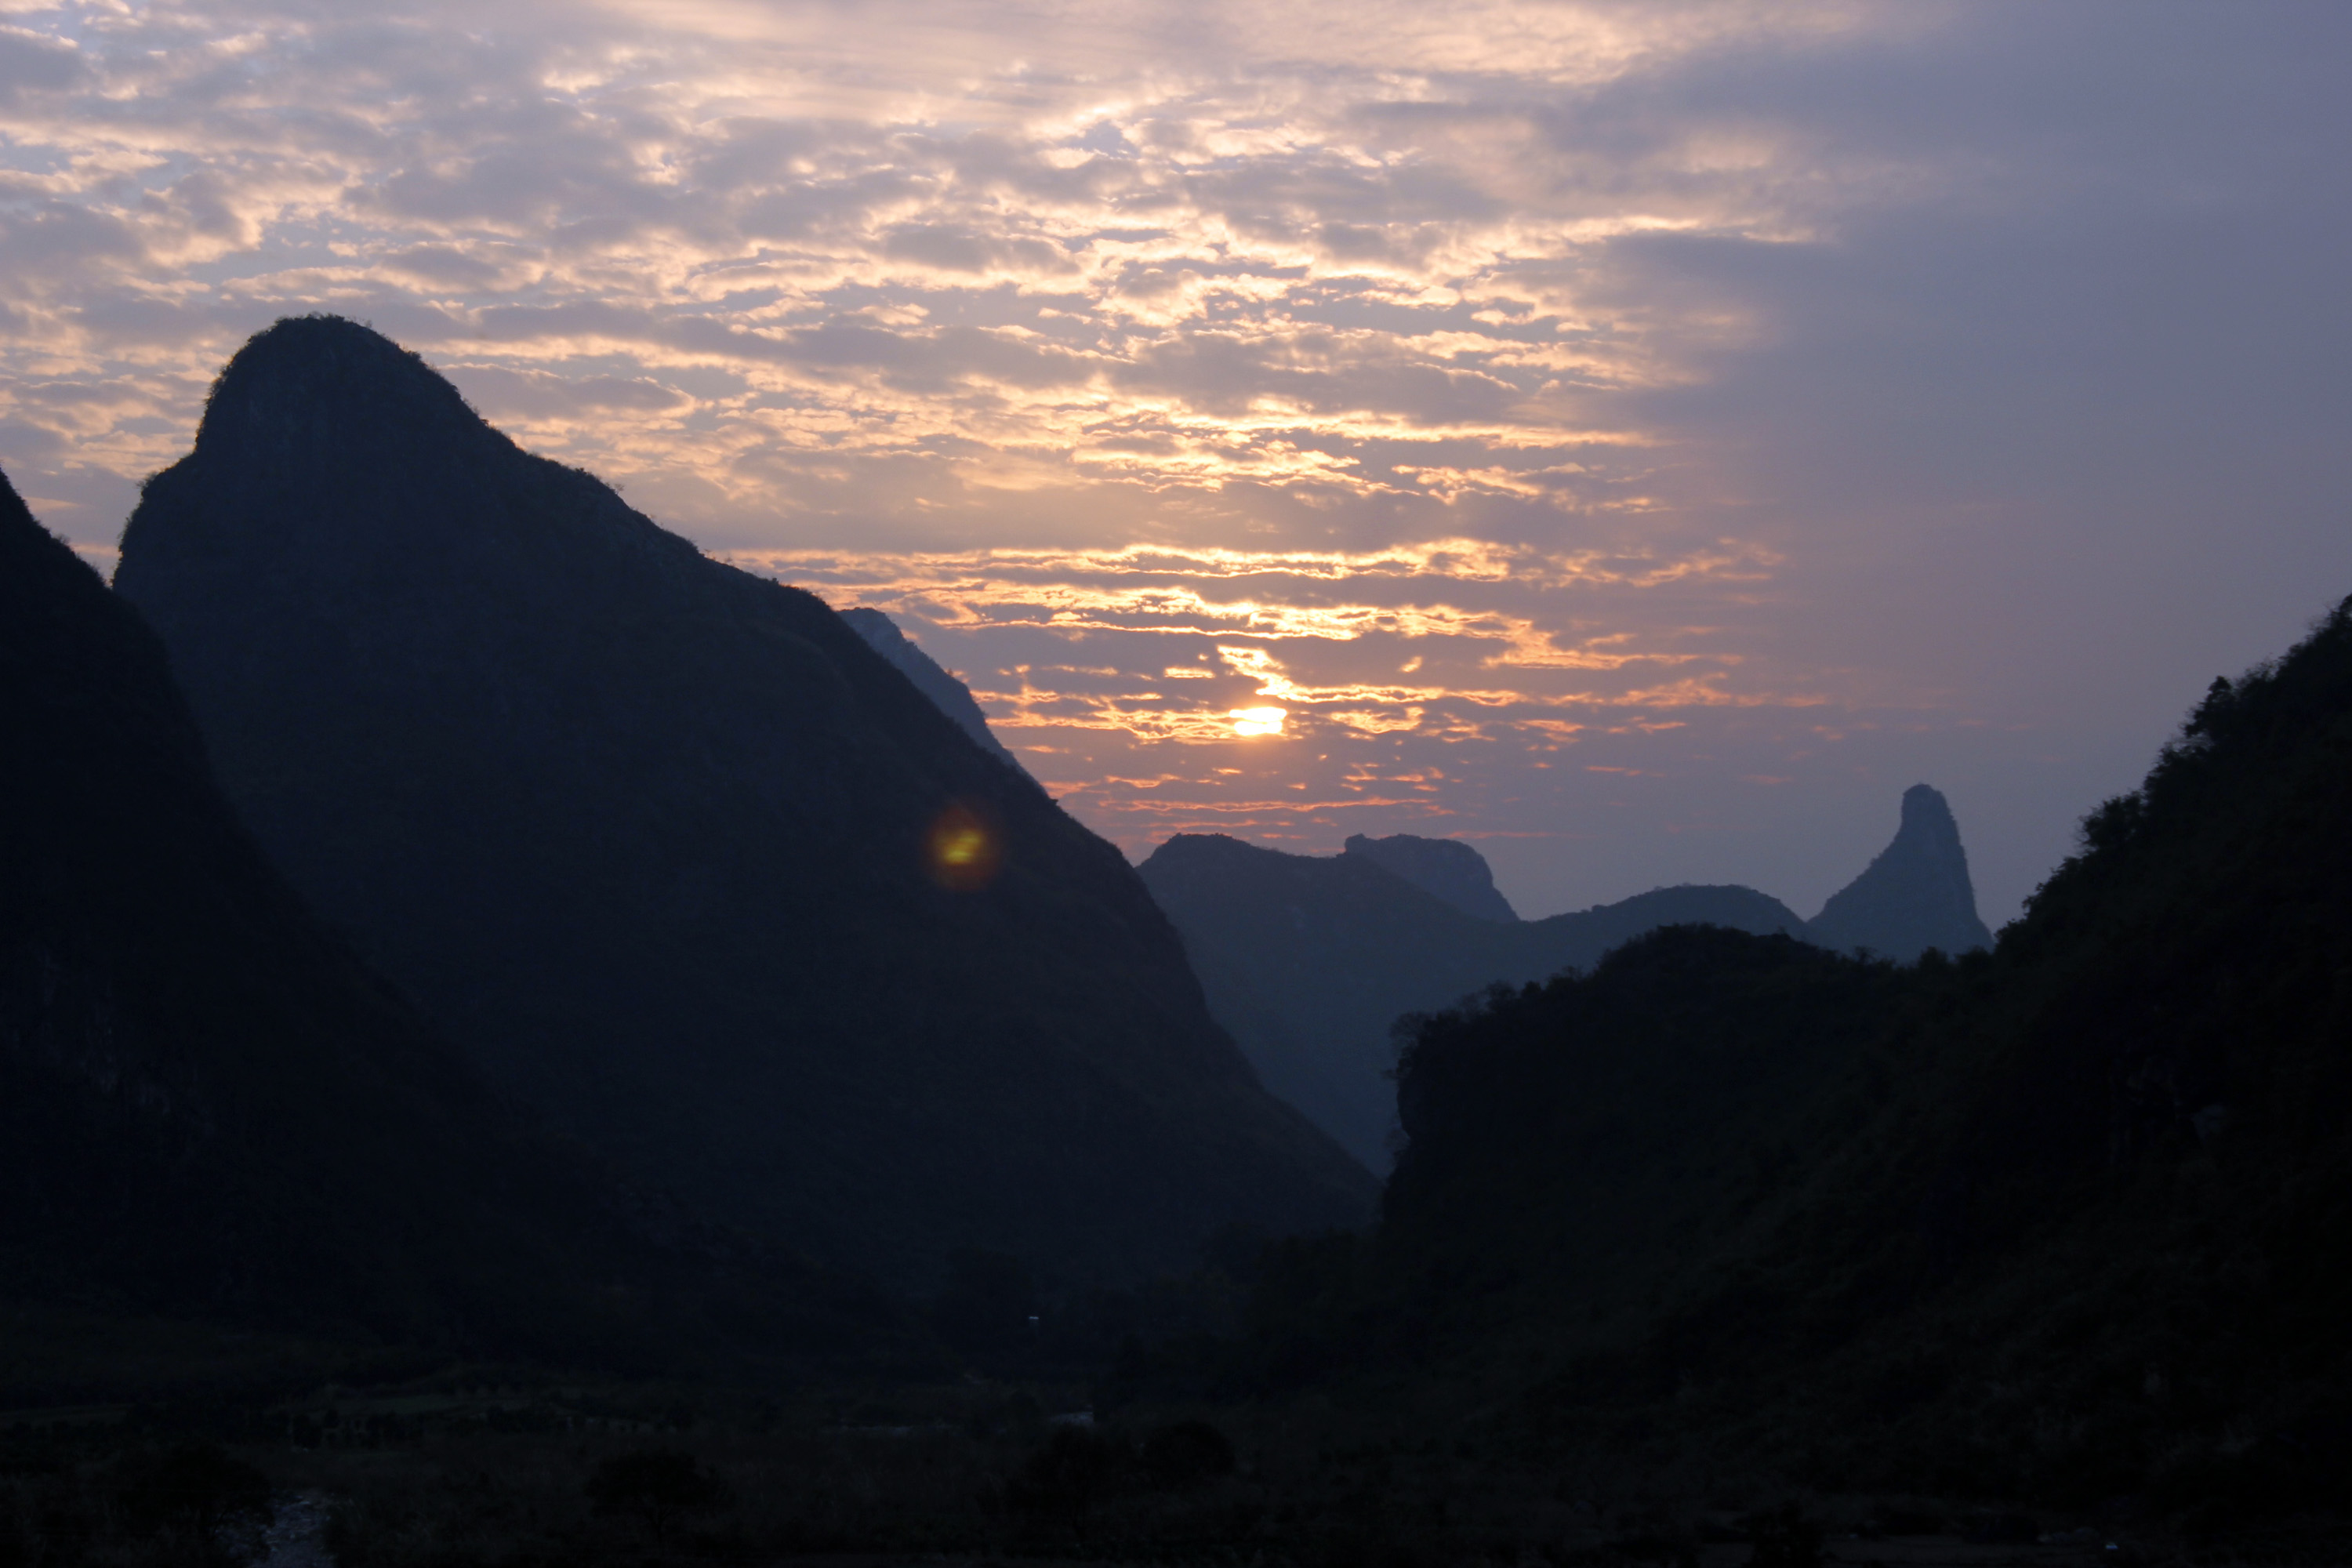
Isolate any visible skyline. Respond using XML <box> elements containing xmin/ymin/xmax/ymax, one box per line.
<box><xmin>4</xmin><ymin>1</ymin><xmax>2348</xmax><ymax>924</ymax></box>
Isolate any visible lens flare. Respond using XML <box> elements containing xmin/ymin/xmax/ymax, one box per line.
<box><xmin>926</xmin><ymin>800</ymin><xmax>1004</xmax><ymax>891</ymax></box>
<box><xmin>1229</xmin><ymin>706</ymin><xmax>1287</xmax><ymax>737</ymax></box>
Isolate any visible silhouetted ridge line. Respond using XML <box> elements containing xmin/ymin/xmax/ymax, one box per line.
<box><xmin>1341</xmin><ymin>833</ymin><xmax>1518</xmax><ymax>922</ymax></box>
<box><xmin>842</xmin><ymin>607</ymin><xmax>1033</xmax><ymax>779</ymax></box>
<box><xmin>114</xmin><ymin>316</ymin><xmax>1372</xmax><ymax>1293</ymax></box>
<box><xmin>1138</xmin><ymin>787</ymin><xmax>1996</xmax><ymax>1169</ymax></box>
<box><xmin>1137</xmin><ymin>832</ymin><xmax>1802</xmax><ymax>1168</ymax></box>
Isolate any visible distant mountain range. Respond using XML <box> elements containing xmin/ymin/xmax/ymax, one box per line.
<box><xmin>1342</xmin><ymin>791</ymin><xmax>1991</xmax><ymax>956</ymax></box>
<box><xmin>1136</xmin><ymin>838</ymin><xmax>1815</xmax><ymax>1167</ymax></box>
<box><xmin>1131</xmin><ymin>792</ymin><xmax>1990</xmax><ymax>1167</ymax></box>
<box><xmin>111</xmin><ymin>316</ymin><xmax>1371</xmax><ymax>1294</ymax></box>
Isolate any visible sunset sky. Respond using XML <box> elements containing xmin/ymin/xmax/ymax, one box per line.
<box><xmin>4</xmin><ymin>0</ymin><xmax>2347</xmax><ymax>926</ymax></box>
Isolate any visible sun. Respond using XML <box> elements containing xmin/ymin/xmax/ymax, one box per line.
<box><xmin>1229</xmin><ymin>706</ymin><xmax>1287</xmax><ymax>737</ymax></box>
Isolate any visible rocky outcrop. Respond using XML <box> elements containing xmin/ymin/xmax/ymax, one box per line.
<box><xmin>1805</xmin><ymin>784</ymin><xmax>1994</xmax><ymax>960</ymax></box>
<box><xmin>1341</xmin><ymin>833</ymin><xmax>1519</xmax><ymax>922</ymax></box>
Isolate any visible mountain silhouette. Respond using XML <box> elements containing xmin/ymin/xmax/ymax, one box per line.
<box><xmin>1137</xmin><ymin>833</ymin><xmax>1802</xmax><ymax>1167</ymax></box>
<box><xmin>1341</xmin><ymin>833</ymin><xmax>1519</xmax><ymax>921</ymax></box>
<box><xmin>1805</xmin><ymin>782</ymin><xmax>1994</xmax><ymax>959</ymax></box>
<box><xmin>1</xmin><ymin>462</ymin><xmax>887</xmax><ymax>1392</ymax></box>
<box><xmin>1134</xmin><ymin>788</ymin><xmax>1990</xmax><ymax>1170</ymax></box>
<box><xmin>112</xmin><ymin>316</ymin><xmax>1371</xmax><ymax>1290</ymax></box>
<box><xmin>842</xmin><ymin>607</ymin><xmax>1031</xmax><ymax>779</ymax></box>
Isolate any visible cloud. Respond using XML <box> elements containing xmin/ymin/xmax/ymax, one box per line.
<box><xmin>0</xmin><ymin>0</ymin><xmax>2345</xmax><ymax>924</ymax></box>
<box><xmin>716</xmin><ymin>535</ymin><xmax>1820</xmax><ymax>815</ymax></box>
<box><xmin>445</xmin><ymin>363</ymin><xmax>691</xmax><ymax>420</ymax></box>
<box><xmin>0</xmin><ymin>24</ymin><xmax>82</xmax><ymax>105</ymax></box>
<box><xmin>0</xmin><ymin>413</ymin><xmax>62</xmax><ymax>461</ymax></box>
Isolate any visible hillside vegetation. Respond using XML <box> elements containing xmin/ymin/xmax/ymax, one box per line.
<box><xmin>1261</xmin><ymin>595</ymin><xmax>2352</xmax><ymax>1523</ymax></box>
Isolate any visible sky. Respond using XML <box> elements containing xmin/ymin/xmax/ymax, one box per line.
<box><xmin>3</xmin><ymin>0</ymin><xmax>2347</xmax><ymax>927</ymax></box>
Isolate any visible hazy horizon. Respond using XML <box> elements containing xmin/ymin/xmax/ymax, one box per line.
<box><xmin>5</xmin><ymin>0</ymin><xmax>2347</xmax><ymax>927</ymax></box>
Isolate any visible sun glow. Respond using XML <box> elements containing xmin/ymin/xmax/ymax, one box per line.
<box><xmin>1229</xmin><ymin>706</ymin><xmax>1287</xmax><ymax>737</ymax></box>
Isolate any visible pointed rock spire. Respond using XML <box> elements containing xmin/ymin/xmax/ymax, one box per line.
<box><xmin>1806</xmin><ymin>784</ymin><xmax>1994</xmax><ymax>960</ymax></box>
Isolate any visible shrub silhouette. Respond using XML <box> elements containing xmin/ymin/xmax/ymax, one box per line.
<box><xmin>112</xmin><ymin>1443</ymin><xmax>271</xmax><ymax>1558</ymax></box>
<box><xmin>1007</xmin><ymin>1427</ymin><xmax>1138</xmax><ymax>1514</ymax></box>
<box><xmin>583</xmin><ymin>1448</ymin><xmax>731</xmax><ymax>1539</ymax></box>
<box><xmin>1141</xmin><ymin>1420</ymin><xmax>1236</xmax><ymax>1487</ymax></box>
<box><xmin>1744</xmin><ymin>1504</ymin><xmax>1823</xmax><ymax>1568</ymax></box>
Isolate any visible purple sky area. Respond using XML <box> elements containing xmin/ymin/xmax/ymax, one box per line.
<box><xmin>4</xmin><ymin>1</ymin><xmax>2347</xmax><ymax>926</ymax></box>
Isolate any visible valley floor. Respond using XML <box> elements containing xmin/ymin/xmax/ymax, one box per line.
<box><xmin>7</xmin><ymin>1374</ymin><xmax>2348</xmax><ymax>1568</ymax></box>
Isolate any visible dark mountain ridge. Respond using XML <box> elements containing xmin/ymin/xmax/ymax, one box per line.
<box><xmin>113</xmin><ymin>316</ymin><xmax>1371</xmax><ymax>1293</ymax></box>
<box><xmin>2</xmin><ymin>463</ymin><xmax>884</xmax><ymax>1396</ymax></box>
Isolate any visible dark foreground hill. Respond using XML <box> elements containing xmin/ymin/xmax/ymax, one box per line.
<box><xmin>113</xmin><ymin>317</ymin><xmax>1370</xmax><ymax>1294</ymax></box>
<box><xmin>1138</xmin><ymin>834</ymin><xmax>1802</xmax><ymax>1167</ymax></box>
<box><xmin>0</xmin><ymin>465</ymin><xmax>887</xmax><ymax>1399</ymax></box>
<box><xmin>1276</xmin><ymin>597</ymin><xmax>2352</xmax><ymax>1519</ymax></box>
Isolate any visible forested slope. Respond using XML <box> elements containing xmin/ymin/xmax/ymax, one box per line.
<box><xmin>1295</xmin><ymin>597</ymin><xmax>2352</xmax><ymax>1518</ymax></box>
